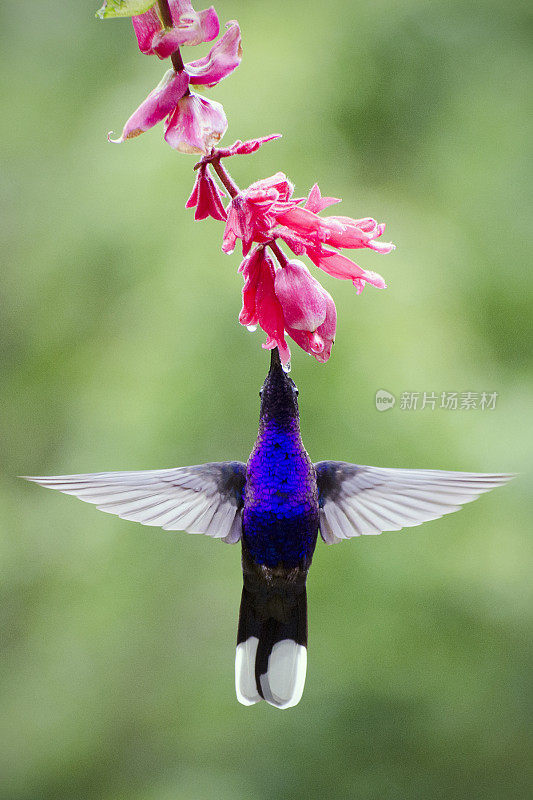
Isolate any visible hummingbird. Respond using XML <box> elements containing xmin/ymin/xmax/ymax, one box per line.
<box><xmin>25</xmin><ymin>349</ymin><xmax>513</xmax><ymax>709</ymax></box>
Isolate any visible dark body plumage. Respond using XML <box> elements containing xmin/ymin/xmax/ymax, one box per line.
<box><xmin>243</xmin><ymin>350</ymin><xmax>319</xmax><ymax>567</ymax></box>
<box><xmin>237</xmin><ymin>350</ymin><xmax>318</xmax><ymax>704</ymax></box>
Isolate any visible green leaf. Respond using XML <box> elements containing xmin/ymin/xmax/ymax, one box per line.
<box><xmin>95</xmin><ymin>0</ymin><xmax>157</xmax><ymax>19</ymax></box>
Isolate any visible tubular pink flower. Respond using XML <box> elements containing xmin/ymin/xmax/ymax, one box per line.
<box><xmin>255</xmin><ymin>252</ymin><xmax>290</xmax><ymax>365</ymax></box>
<box><xmin>274</xmin><ymin>182</ymin><xmax>395</xmax><ymax>254</ymax></box>
<box><xmin>274</xmin><ymin>260</ymin><xmax>327</xmax><ymax>332</ymax></box>
<box><xmin>307</xmin><ymin>246</ymin><xmax>387</xmax><ymax>290</ymax></box>
<box><xmin>319</xmin><ymin>215</ymin><xmax>395</xmax><ymax>252</ymax></box>
<box><xmin>238</xmin><ymin>247</ymin><xmax>263</xmax><ymax>327</ymax></box>
<box><xmin>223</xmin><ymin>196</ymin><xmax>259</xmax><ymax>256</ymax></box>
<box><xmin>186</xmin><ymin>164</ymin><xmax>227</xmax><ymax>220</ymax></box>
<box><xmin>275</xmin><ymin>205</ymin><xmax>330</xmax><ymax>242</ymax></box>
<box><xmin>286</xmin><ymin>291</ymin><xmax>337</xmax><ymax>364</ymax></box>
<box><xmin>132</xmin><ymin>1</ymin><xmax>219</xmax><ymax>58</ymax></box>
<box><xmin>108</xmin><ymin>69</ymin><xmax>189</xmax><ymax>143</ymax></box>
<box><xmin>164</xmin><ymin>91</ymin><xmax>227</xmax><ymax>154</ymax></box>
<box><xmin>185</xmin><ymin>21</ymin><xmax>242</xmax><ymax>87</ymax></box>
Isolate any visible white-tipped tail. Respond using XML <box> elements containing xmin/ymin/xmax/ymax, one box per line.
<box><xmin>235</xmin><ymin>637</ymin><xmax>307</xmax><ymax>709</ymax></box>
<box><xmin>235</xmin><ymin>637</ymin><xmax>262</xmax><ymax>706</ymax></box>
<box><xmin>259</xmin><ymin>639</ymin><xmax>307</xmax><ymax>709</ymax></box>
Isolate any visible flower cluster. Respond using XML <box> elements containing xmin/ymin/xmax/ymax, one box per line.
<box><xmin>187</xmin><ymin>138</ymin><xmax>394</xmax><ymax>364</ymax></box>
<box><xmin>110</xmin><ymin>1</ymin><xmax>242</xmax><ymax>154</ymax></box>
<box><xmin>100</xmin><ymin>2</ymin><xmax>395</xmax><ymax>365</ymax></box>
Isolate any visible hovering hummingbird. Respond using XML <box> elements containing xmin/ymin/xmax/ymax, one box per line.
<box><xmin>25</xmin><ymin>349</ymin><xmax>512</xmax><ymax>709</ymax></box>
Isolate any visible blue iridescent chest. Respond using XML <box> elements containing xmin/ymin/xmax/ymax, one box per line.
<box><xmin>243</xmin><ymin>418</ymin><xmax>319</xmax><ymax>567</ymax></box>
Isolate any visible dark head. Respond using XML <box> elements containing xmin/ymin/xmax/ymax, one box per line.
<box><xmin>259</xmin><ymin>349</ymin><xmax>299</xmax><ymax>426</ymax></box>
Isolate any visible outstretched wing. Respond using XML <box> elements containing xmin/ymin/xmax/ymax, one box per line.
<box><xmin>315</xmin><ymin>462</ymin><xmax>514</xmax><ymax>543</ymax></box>
<box><xmin>25</xmin><ymin>462</ymin><xmax>247</xmax><ymax>543</ymax></box>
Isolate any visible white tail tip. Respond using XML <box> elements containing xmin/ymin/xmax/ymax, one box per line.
<box><xmin>260</xmin><ymin>639</ymin><xmax>307</xmax><ymax>709</ymax></box>
<box><xmin>235</xmin><ymin>637</ymin><xmax>307</xmax><ymax>709</ymax></box>
<box><xmin>235</xmin><ymin>637</ymin><xmax>261</xmax><ymax>706</ymax></box>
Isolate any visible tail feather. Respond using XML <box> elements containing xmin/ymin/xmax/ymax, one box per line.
<box><xmin>235</xmin><ymin>586</ymin><xmax>307</xmax><ymax>709</ymax></box>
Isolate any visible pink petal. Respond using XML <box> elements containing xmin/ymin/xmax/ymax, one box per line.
<box><xmin>164</xmin><ymin>91</ymin><xmax>227</xmax><ymax>154</ymax></box>
<box><xmin>255</xmin><ymin>253</ymin><xmax>290</xmax><ymax>365</ymax></box>
<box><xmin>357</xmin><ymin>269</ymin><xmax>387</xmax><ymax>289</ymax></box>
<box><xmin>185</xmin><ymin>174</ymin><xmax>200</xmax><ymax>208</ymax></box>
<box><xmin>186</xmin><ymin>164</ymin><xmax>226</xmax><ymax>220</ymax></box>
<box><xmin>136</xmin><ymin>2</ymin><xmax>220</xmax><ymax>57</ymax></box>
<box><xmin>202</xmin><ymin>174</ymin><xmax>227</xmax><ymax>221</ymax></box>
<box><xmin>350</xmin><ymin>217</ymin><xmax>379</xmax><ymax>233</ymax></box>
<box><xmin>307</xmin><ymin>247</ymin><xmax>386</xmax><ymax>291</ymax></box>
<box><xmin>304</xmin><ymin>183</ymin><xmax>342</xmax><ymax>214</ymax></box>
<box><xmin>321</xmin><ymin>215</ymin><xmax>395</xmax><ymax>251</ymax></box>
<box><xmin>317</xmin><ymin>291</ymin><xmax>336</xmax><ymax>341</ymax></box>
<box><xmin>238</xmin><ymin>248</ymin><xmax>263</xmax><ymax>327</ymax></box>
<box><xmin>248</xmin><ymin>173</ymin><xmax>294</xmax><ymax>204</ymax></box>
<box><xmin>220</xmin><ymin>134</ymin><xmax>281</xmax><ymax>157</ymax></box>
<box><xmin>169</xmin><ymin>1</ymin><xmax>219</xmax><ymax>46</ymax></box>
<box><xmin>186</xmin><ymin>21</ymin><xmax>242</xmax><ymax>87</ymax></box>
<box><xmin>275</xmin><ymin>205</ymin><xmax>326</xmax><ymax>240</ymax></box>
<box><xmin>274</xmin><ymin>226</ymin><xmax>310</xmax><ymax>256</ymax></box>
<box><xmin>109</xmin><ymin>69</ymin><xmax>189</xmax><ymax>143</ymax></box>
<box><xmin>151</xmin><ymin>27</ymin><xmax>194</xmax><ymax>58</ymax></box>
<box><xmin>274</xmin><ymin>260</ymin><xmax>327</xmax><ymax>332</ymax></box>
<box><xmin>321</xmin><ymin>219</ymin><xmax>372</xmax><ymax>249</ymax></box>
<box><xmin>286</xmin><ymin>327</ymin><xmax>324</xmax><ymax>357</ymax></box>
<box><xmin>195</xmin><ymin>6</ymin><xmax>220</xmax><ymax>42</ymax></box>
<box><xmin>287</xmin><ymin>290</ymin><xmax>336</xmax><ymax>363</ymax></box>
<box><xmin>222</xmin><ymin>196</ymin><xmax>254</xmax><ymax>254</ymax></box>
<box><xmin>367</xmin><ymin>238</ymin><xmax>396</xmax><ymax>254</ymax></box>
<box><xmin>132</xmin><ymin>7</ymin><xmax>162</xmax><ymax>55</ymax></box>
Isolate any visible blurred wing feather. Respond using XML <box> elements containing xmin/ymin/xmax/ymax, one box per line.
<box><xmin>315</xmin><ymin>462</ymin><xmax>513</xmax><ymax>543</ymax></box>
<box><xmin>25</xmin><ymin>462</ymin><xmax>246</xmax><ymax>542</ymax></box>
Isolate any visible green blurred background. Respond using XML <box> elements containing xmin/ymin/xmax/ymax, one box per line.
<box><xmin>2</xmin><ymin>0</ymin><xmax>532</xmax><ymax>797</ymax></box>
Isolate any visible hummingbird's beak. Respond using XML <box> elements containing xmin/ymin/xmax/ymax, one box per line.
<box><xmin>269</xmin><ymin>347</ymin><xmax>283</xmax><ymax>373</ymax></box>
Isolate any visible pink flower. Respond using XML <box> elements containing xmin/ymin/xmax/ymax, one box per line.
<box><xmin>275</xmin><ymin>185</ymin><xmax>394</xmax><ymax>254</ymax></box>
<box><xmin>274</xmin><ymin>260</ymin><xmax>337</xmax><ymax>362</ymax></box>
<box><xmin>109</xmin><ymin>69</ymin><xmax>189</xmax><ymax>143</ymax></box>
<box><xmin>274</xmin><ymin>259</ymin><xmax>327</xmax><ymax>332</ymax></box>
<box><xmin>238</xmin><ymin>250</ymin><xmax>336</xmax><ymax>365</ymax></box>
<box><xmin>109</xmin><ymin>22</ymin><xmax>241</xmax><ymax>152</ymax></box>
<box><xmin>238</xmin><ymin>248</ymin><xmax>290</xmax><ymax>364</ymax></box>
<box><xmin>238</xmin><ymin>247</ymin><xmax>263</xmax><ymax>327</ymax></box>
<box><xmin>286</xmin><ymin>290</ymin><xmax>337</xmax><ymax>363</ymax></box>
<box><xmin>222</xmin><ymin>173</ymin><xmax>297</xmax><ymax>255</ymax></box>
<box><xmin>273</xmin><ymin>183</ymin><xmax>393</xmax><ymax>293</ymax></box>
<box><xmin>164</xmin><ymin>91</ymin><xmax>227</xmax><ymax>153</ymax></box>
<box><xmin>307</xmin><ymin>246</ymin><xmax>388</xmax><ymax>293</ymax></box>
<box><xmin>185</xmin><ymin>21</ymin><xmax>242</xmax><ymax>87</ymax></box>
<box><xmin>186</xmin><ymin>164</ymin><xmax>226</xmax><ymax>220</ymax></box>
<box><xmin>133</xmin><ymin>0</ymin><xmax>219</xmax><ymax>58</ymax></box>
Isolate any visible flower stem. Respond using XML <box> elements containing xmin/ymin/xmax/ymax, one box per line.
<box><xmin>211</xmin><ymin>158</ymin><xmax>240</xmax><ymax>198</ymax></box>
<box><xmin>156</xmin><ymin>0</ymin><xmax>186</xmax><ymax>74</ymax></box>
<box><xmin>269</xmin><ymin>240</ymin><xmax>289</xmax><ymax>268</ymax></box>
